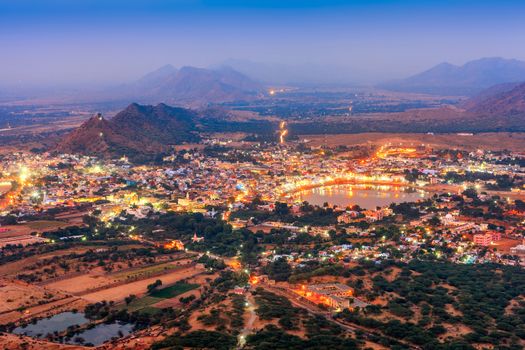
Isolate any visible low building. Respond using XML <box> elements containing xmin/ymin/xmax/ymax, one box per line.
<box><xmin>294</xmin><ymin>283</ymin><xmax>353</xmax><ymax>310</ymax></box>
<box><xmin>362</xmin><ymin>210</ymin><xmax>384</xmax><ymax>222</ymax></box>
<box><xmin>450</xmin><ymin>222</ymin><xmax>478</xmax><ymax>235</ymax></box>
<box><xmin>510</xmin><ymin>239</ymin><xmax>525</xmax><ymax>256</ymax></box>
<box><xmin>337</xmin><ymin>211</ymin><xmax>359</xmax><ymax>224</ymax></box>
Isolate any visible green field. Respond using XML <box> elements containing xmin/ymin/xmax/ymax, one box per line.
<box><xmin>122</xmin><ymin>282</ymin><xmax>199</xmax><ymax>313</ymax></box>
<box><xmin>150</xmin><ymin>282</ymin><xmax>199</xmax><ymax>298</ymax></box>
<box><xmin>123</xmin><ymin>296</ymin><xmax>164</xmax><ymax>312</ymax></box>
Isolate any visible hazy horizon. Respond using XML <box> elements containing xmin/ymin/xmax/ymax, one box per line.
<box><xmin>2</xmin><ymin>0</ymin><xmax>525</xmax><ymax>87</ymax></box>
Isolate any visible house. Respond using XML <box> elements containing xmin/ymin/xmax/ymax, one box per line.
<box><xmin>363</xmin><ymin>210</ymin><xmax>384</xmax><ymax>222</ymax></box>
<box><xmin>337</xmin><ymin>211</ymin><xmax>359</xmax><ymax>224</ymax></box>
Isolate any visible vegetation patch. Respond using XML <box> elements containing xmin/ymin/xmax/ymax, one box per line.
<box><xmin>247</xmin><ymin>325</ymin><xmax>360</xmax><ymax>350</ymax></box>
<box><xmin>150</xmin><ymin>282</ymin><xmax>199</xmax><ymax>299</ymax></box>
<box><xmin>253</xmin><ymin>288</ymin><xmax>304</xmax><ymax>330</ymax></box>
<box><xmin>151</xmin><ymin>330</ymin><xmax>237</xmax><ymax>350</ymax></box>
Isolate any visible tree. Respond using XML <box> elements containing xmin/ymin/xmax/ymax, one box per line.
<box><xmin>515</xmin><ymin>199</ymin><xmax>525</xmax><ymax>211</ymax></box>
<box><xmin>124</xmin><ymin>294</ymin><xmax>137</xmax><ymax>305</ymax></box>
<box><xmin>428</xmin><ymin>215</ymin><xmax>441</xmax><ymax>226</ymax></box>
<box><xmin>267</xmin><ymin>257</ymin><xmax>292</xmax><ymax>281</ymax></box>
<box><xmin>462</xmin><ymin>188</ymin><xmax>478</xmax><ymax>200</ymax></box>
<box><xmin>274</xmin><ymin>202</ymin><xmax>290</xmax><ymax>216</ymax></box>
<box><xmin>147</xmin><ymin>279</ymin><xmax>162</xmax><ymax>293</ymax></box>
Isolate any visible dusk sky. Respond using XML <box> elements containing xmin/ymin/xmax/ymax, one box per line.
<box><xmin>2</xmin><ymin>0</ymin><xmax>525</xmax><ymax>86</ymax></box>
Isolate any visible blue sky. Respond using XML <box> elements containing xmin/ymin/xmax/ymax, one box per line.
<box><xmin>1</xmin><ymin>0</ymin><xmax>525</xmax><ymax>86</ymax></box>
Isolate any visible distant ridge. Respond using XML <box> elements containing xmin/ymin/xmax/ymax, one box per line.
<box><xmin>115</xmin><ymin>65</ymin><xmax>264</xmax><ymax>105</ymax></box>
<box><xmin>56</xmin><ymin>103</ymin><xmax>199</xmax><ymax>158</ymax></box>
<box><xmin>289</xmin><ymin>79</ymin><xmax>525</xmax><ymax>135</ymax></box>
<box><xmin>381</xmin><ymin>57</ymin><xmax>525</xmax><ymax>96</ymax></box>
<box><xmin>132</xmin><ymin>64</ymin><xmax>179</xmax><ymax>90</ymax></box>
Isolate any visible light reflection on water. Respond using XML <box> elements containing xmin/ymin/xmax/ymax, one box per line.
<box><xmin>292</xmin><ymin>184</ymin><xmax>427</xmax><ymax>209</ymax></box>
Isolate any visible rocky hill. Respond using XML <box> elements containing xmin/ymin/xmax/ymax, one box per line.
<box><xmin>56</xmin><ymin>103</ymin><xmax>199</xmax><ymax>158</ymax></box>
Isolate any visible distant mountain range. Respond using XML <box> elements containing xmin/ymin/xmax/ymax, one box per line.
<box><xmin>1</xmin><ymin>66</ymin><xmax>265</xmax><ymax>106</ymax></box>
<box><xmin>381</xmin><ymin>57</ymin><xmax>525</xmax><ymax>96</ymax></box>
<box><xmin>56</xmin><ymin>79</ymin><xmax>525</xmax><ymax>161</ymax></box>
<box><xmin>113</xmin><ymin>65</ymin><xmax>264</xmax><ymax>105</ymax></box>
<box><xmin>56</xmin><ymin>103</ymin><xmax>199</xmax><ymax>159</ymax></box>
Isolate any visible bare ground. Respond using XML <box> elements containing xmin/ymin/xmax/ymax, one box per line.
<box><xmin>303</xmin><ymin>132</ymin><xmax>525</xmax><ymax>152</ymax></box>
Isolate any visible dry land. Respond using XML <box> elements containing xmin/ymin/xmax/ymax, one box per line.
<box><xmin>80</xmin><ymin>265</ymin><xmax>205</xmax><ymax>303</ymax></box>
<box><xmin>0</xmin><ymin>333</ymin><xmax>85</xmax><ymax>350</ymax></box>
<box><xmin>303</xmin><ymin>132</ymin><xmax>525</xmax><ymax>152</ymax></box>
<box><xmin>0</xmin><ymin>279</ymin><xmax>66</xmax><ymax>314</ymax></box>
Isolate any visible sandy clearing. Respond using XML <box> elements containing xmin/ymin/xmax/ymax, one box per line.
<box><xmin>81</xmin><ymin>266</ymin><xmax>205</xmax><ymax>303</ymax></box>
<box><xmin>45</xmin><ymin>274</ymin><xmax>116</xmax><ymax>294</ymax></box>
<box><xmin>0</xmin><ymin>279</ymin><xmax>69</xmax><ymax>314</ymax></box>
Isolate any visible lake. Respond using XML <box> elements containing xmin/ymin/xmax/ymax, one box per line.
<box><xmin>291</xmin><ymin>184</ymin><xmax>428</xmax><ymax>209</ymax></box>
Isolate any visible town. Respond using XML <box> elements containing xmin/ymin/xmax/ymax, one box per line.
<box><xmin>1</xmin><ymin>135</ymin><xmax>525</xmax><ymax>349</ymax></box>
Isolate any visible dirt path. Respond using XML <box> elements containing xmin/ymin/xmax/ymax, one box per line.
<box><xmin>237</xmin><ymin>292</ymin><xmax>257</xmax><ymax>348</ymax></box>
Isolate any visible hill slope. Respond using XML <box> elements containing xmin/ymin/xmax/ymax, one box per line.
<box><xmin>465</xmin><ymin>82</ymin><xmax>525</xmax><ymax>116</ymax></box>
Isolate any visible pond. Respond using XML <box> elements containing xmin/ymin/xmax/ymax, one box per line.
<box><xmin>291</xmin><ymin>184</ymin><xmax>428</xmax><ymax>209</ymax></box>
<box><xmin>68</xmin><ymin>322</ymin><xmax>134</xmax><ymax>346</ymax></box>
<box><xmin>13</xmin><ymin>312</ymin><xmax>134</xmax><ymax>346</ymax></box>
<box><xmin>13</xmin><ymin>312</ymin><xmax>89</xmax><ymax>338</ymax></box>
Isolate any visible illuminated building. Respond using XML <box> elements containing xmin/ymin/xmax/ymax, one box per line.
<box><xmin>164</xmin><ymin>240</ymin><xmax>185</xmax><ymax>250</ymax></box>
<box><xmin>294</xmin><ymin>283</ymin><xmax>353</xmax><ymax>309</ymax></box>
<box><xmin>192</xmin><ymin>232</ymin><xmax>204</xmax><ymax>242</ymax></box>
